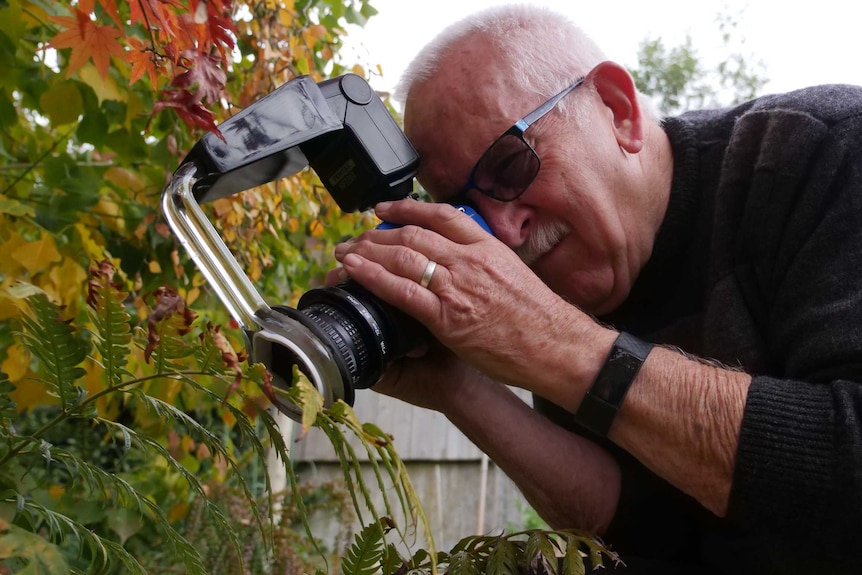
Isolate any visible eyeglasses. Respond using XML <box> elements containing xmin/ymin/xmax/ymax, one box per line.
<box><xmin>457</xmin><ymin>77</ymin><xmax>585</xmax><ymax>203</ymax></box>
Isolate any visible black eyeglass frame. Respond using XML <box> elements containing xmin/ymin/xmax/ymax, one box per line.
<box><xmin>456</xmin><ymin>76</ymin><xmax>586</xmax><ymax>203</ymax></box>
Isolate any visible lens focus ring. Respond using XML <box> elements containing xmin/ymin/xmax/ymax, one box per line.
<box><xmin>302</xmin><ymin>304</ymin><xmax>369</xmax><ymax>387</ymax></box>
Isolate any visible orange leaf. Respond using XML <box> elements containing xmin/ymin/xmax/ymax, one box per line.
<box><xmin>126</xmin><ymin>36</ymin><xmax>162</xmax><ymax>88</ymax></box>
<box><xmin>97</xmin><ymin>0</ymin><xmax>122</xmax><ymax>27</ymax></box>
<box><xmin>49</xmin><ymin>9</ymin><xmax>124</xmax><ymax>79</ymax></box>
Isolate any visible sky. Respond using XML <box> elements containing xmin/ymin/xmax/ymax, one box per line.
<box><xmin>343</xmin><ymin>0</ymin><xmax>862</xmax><ymax>105</ymax></box>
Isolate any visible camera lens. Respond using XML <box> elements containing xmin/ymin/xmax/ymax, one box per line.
<box><xmin>273</xmin><ymin>281</ymin><xmax>427</xmax><ymax>398</ymax></box>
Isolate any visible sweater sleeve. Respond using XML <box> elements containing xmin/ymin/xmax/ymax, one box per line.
<box><xmin>724</xmin><ymin>104</ymin><xmax>862</xmax><ymax>573</ymax></box>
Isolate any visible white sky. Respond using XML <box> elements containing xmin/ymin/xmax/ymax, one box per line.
<box><xmin>344</xmin><ymin>0</ymin><xmax>862</xmax><ymax>104</ymax></box>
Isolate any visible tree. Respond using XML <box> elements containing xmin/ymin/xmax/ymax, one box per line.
<box><xmin>630</xmin><ymin>11</ymin><xmax>768</xmax><ymax>115</ymax></box>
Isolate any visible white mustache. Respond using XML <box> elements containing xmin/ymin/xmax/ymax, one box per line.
<box><xmin>514</xmin><ymin>221</ymin><xmax>571</xmax><ymax>265</ymax></box>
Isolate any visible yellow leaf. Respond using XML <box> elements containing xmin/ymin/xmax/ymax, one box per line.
<box><xmin>148</xmin><ymin>260</ymin><xmax>162</xmax><ymax>273</ymax></box>
<box><xmin>48</xmin><ymin>485</ymin><xmax>66</xmax><ymax>499</ymax></box>
<box><xmin>104</xmin><ymin>166</ymin><xmax>146</xmax><ymax>193</ymax></box>
<box><xmin>308</xmin><ymin>219</ymin><xmax>324</xmax><ymax>238</ymax></box>
<box><xmin>39</xmin><ymin>80</ymin><xmax>83</xmax><ymax>125</ymax></box>
<box><xmin>45</xmin><ymin>257</ymin><xmax>87</xmax><ymax>309</ymax></box>
<box><xmin>279</xmin><ymin>7</ymin><xmax>294</xmax><ymax>27</ymax></box>
<box><xmin>95</xmin><ymin>195</ymin><xmax>125</xmax><ymax>233</ymax></box>
<box><xmin>221</xmin><ymin>408</ymin><xmax>237</xmax><ymax>428</ymax></box>
<box><xmin>351</xmin><ymin>64</ymin><xmax>366</xmax><ymax>78</ymax></box>
<box><xmin>4</xmin><ymin>343</ymin><xmax>53</xmax><ymax>411</ymax></box>
<box><xmin>0</xmin><ymin>193</ymin><xmax>36</xmax><ymax>217</ymax></box>
<box><xmin>248</xmin><ymin>258</ymin><xmax>261</xmax><ymax>282</ymax></box>
<box><xmin>0</xmin><ymin>232</ymin><xmax>29</xmax><ymax>275</ymax></box>
<box><xmin>125</xmin><ymin>90</ymin><xmax>144</xmax><ymax>129</ymax></box>
<box><xmin>168</xmin><ymin>502</ymin><xmax>190</xmax><ymax>523</ymax></box>
<box><xmin>12</xmin><ymin>235</ymin><xmax>62</xmax><ymax>275</ymax></box>
<box><xmin>186</xmin><ymin>287</ymin><xmax>200</xmax><ymax>305</ymax></box>
<box><xmin>2</xmin><ymin>343</ymin><xmax>30</xmax><ymax>382</ymax></box>
<box><xmin>74</xmin><ymin>223</ymin><xmax>106</xmax><ymax>262</ymax></box>
<box><xmin>79</xmin><ymin>62</ymin><xmax>126</xmax><ymax>103</ymax></box>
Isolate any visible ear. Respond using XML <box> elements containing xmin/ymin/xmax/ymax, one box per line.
<box><xmin>586</xmin><ymin>61</ymin><xmax>644</xmax><ymax>153</ymax></box>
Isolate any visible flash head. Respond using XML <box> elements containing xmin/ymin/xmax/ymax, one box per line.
<box><xmin>181</xmin><ymin>74</ymin><xmax>419</xmax><ymax>213</ymax></box>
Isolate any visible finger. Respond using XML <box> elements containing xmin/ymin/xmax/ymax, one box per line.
<box><xmin>374</xmin><ymin>199</ymin><xmax>490</xmax><ymax>244</ymax></box>
<box><xmin>323</xmin><ymin>266</ymin><xmax>349</xmax><ymax>286</ymax></box>
<box><xmin>340</xmin><ymin>252</ymin><xmax>442</xmax><ymax>324</ymax></box>
<box><xmin>337</xmin><ymin>240</ymin><xmax>448</xmax><ymax>292</ymax></box>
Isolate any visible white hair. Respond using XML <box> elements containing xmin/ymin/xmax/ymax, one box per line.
<box><xmin>395</xmin><ymin>5</ymin><xmax>604</xmax><ymax>101</ymax></box>
<box><xmin>395</xmin><ymin>4</ymin><xmax>659</xmax><ymax>120</ymax></box>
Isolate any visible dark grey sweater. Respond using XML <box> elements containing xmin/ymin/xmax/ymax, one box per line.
<box><xmin>537</xmin><ymin>85</ymin><xmax>862</xmax><ymax>574</ymax></box>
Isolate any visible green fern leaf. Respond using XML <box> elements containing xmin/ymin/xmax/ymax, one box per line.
<box><xmin>45</xmin><ymin>436</ymin><xmax>213</xmax><ymax>575</ymax></box>
<box><xmin>18</xmin><ymin>293</ymin><xmax>89</xmax><ymax>410</ymax></box>
<box><xmin>561</xmin><ymin>534</ymin><xmax>586</xmax><ymax>575</ymax></box>
<box><xmin>525</xmin><ymin>532</ymin><xmax>560</xmax><ymax>575</ymax></box>
<box><xmin>446</xmin><ymin>550</ymin><xmax>480</xmax><ymax>575</ymax></box>
<box><xmin>341</xmin><ymin>519</ymin><xmax>388</xmax><ymax>575</ymax></box>
<box><xmin>86</xmin><ymin>260</ymin><xmax>132</xmax><ymax>389</ymax></box>
<box><xmin>296</xmin><ymin>371</ymin><xmax>324</xmax><ymax>433</ymax></box>
<box><xmin>8</xmin><ymin>496</ymin><xmax>144</xmax><ymax>574</ymax></box>
<box><xmin>486</xmin><ymin>536</ymin><xmax>519</xmax><ymax>575</ymax></box>
<box><xmin>98</xmin><ymin>401</ymin><xmax>249</xmax><ymax>569</ymax></box>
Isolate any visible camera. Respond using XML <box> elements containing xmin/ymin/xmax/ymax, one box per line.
<box><xmin>162</xmin><ymin>74</ymin><xmax>489</xmax><ymax>420</ymax></box>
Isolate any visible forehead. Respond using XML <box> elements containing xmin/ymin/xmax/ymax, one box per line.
<box><xmin>403</xmin><ymin>52</ymin><xmax>528</xmax><ymax>199</ymax></box>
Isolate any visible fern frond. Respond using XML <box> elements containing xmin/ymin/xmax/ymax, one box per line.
<box><xmin>486</xmin><ymin>536</ymin><xmax>520</xmax><ymax>575</ymax></box>
<box><xmin>8</xmin><ymin>496</ymin><xmax>143</xmax><ymax>574</ymax></box>
<box><xmin>17</xmin><ymin>293</ymin><xmax>89</xmax><ymax>410</ymax></box>
<box><xmin>446</xmin><ymin>550</ymin><xmax>480</xmax><ymax>575</ymax></box>
<box><xmin>143</xmin><ymin>286</ymin><xmax>197</xmax><ymax>373</ymax></box>
<box><xmin>525</xmin><ymin>531</ymin><xmax>560</xmax><ymax>575</ymax></box>
<box><xmin>341</xmin><ymin>519</ymin><xmax>388</xmax><ymax>575</ymax></box>
<box><xmin>561</xmin><ymin>534</ymin><xmax>586</xmax><ymax>575</ymax></box>
<box><xmin>86</xmin><ymin>260</ymin><xmax>132</xmax><ymax>389</ymax></box>
<box><xmin>103</xmin><ymin>390</ymin><xmax>261</xmax><ymax>563</ymax></box>
<box><xmin>316</xmin><ymin>411</ymin><xmax>382</xmax><ymax>528</ymax></box>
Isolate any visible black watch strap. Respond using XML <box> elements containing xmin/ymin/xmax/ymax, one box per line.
<box><xmin>574</xmin><ymin>331</ymin><xmax>653</xmax><ymax>438</ymax></box>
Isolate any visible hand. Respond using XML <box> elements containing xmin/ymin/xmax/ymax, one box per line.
<box><xmin>333</xmin><ymin>199</ymin><xmax>610</xmax><ymax>396</ymax></box>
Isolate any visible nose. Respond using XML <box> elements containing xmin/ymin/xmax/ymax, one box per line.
<box><xmin>468</xmin><ymin>193</ymin><xmax>532</xmax><ymax>249</ymax></box>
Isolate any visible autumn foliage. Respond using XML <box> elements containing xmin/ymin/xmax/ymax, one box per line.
<box><xmin>0</xmin><ymin>0</ymin><xmax>382</xmax><ymax>569</ymax></box>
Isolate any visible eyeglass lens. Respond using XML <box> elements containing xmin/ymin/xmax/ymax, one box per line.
<box><xmin>472</xmin><ymin>134</ymin><xmax>540</xmax><ymax>200</ymax></box>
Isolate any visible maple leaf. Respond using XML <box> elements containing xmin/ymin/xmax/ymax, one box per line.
<box><xmin>49</xmin><ymin>9</ymin><xmax>124</xmax><ymax>79</ymax></box>
<box><xmin>153</xmin><ymin>89</ymin><xmax>223</xmax><ymax>137</ymax></box>
<box><xmin>77</xmin><ymin>0</ymin><xmax>122</xmax><ymax>26</ymax></box>
<box><xmin>126</xmin><ymin>36</ymin><xmax>163</xmax><ymax>88</ymax></box>
<box><xmin>172</xmin><ymin>50</ymin><xmax>226</xmax><ymax>103</ymax></box>
<box><xmin>129</xmin><ymin>0</ymin><xmax>172</xmax><ymax>36</ymax></box>
<box><xmin>189</xmin><ymin>0</ymin><xmax>237</xmax><ymax>54</ymax></box>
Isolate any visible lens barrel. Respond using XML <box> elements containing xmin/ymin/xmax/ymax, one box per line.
<box><xmin>272</xmin><ymin>280</ymin><xmax>427</xmax><ymax>401</ymax></box>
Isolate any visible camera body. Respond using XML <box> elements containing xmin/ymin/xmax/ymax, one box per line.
<box><xmin>162</xmin><ymin>74</ymin><xmax>489</xmax><ymax>420</ymax></box>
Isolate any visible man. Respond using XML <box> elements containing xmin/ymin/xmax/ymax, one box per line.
<box><xmin>330</xmin><ymin>4</ymin><xmax>862</xmax><ymax>574</ymax></box>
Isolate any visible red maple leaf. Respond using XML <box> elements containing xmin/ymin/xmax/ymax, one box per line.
<box><xmin>187</xmin><ymin>0</ymin><xmax>236</xmax><ymax>54</ymax></box>
<box><xmin>49</xmin><ymin>9</ymin><xmax>124</xmax><ymax>79</ymax></box>
<box><xmin>153</xmin><ymin>88</ymin><xmax>223</xmax><ymax>137</ymax></box>
<box><xmin>172</xmin><ymin>50</ymin><xmax>226</xmax><ymax>103</ymax></box>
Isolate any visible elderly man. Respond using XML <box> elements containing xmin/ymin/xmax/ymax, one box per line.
<box><xmin>331</xmin><ymin>4</ymin><xmax>862</xmax><ymax>574</ymax></box>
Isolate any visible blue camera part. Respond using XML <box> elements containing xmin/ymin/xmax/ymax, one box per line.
<box><xmin>376</xmin><ymin>204</ymin><xmax>493</xmax><ymax>236</ymax></box>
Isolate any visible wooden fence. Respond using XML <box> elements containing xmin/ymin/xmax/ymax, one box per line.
<box><xmin>271</xmin><ymin>390</ymin><xmax>535</xmax><ymax>550</ymax></box>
